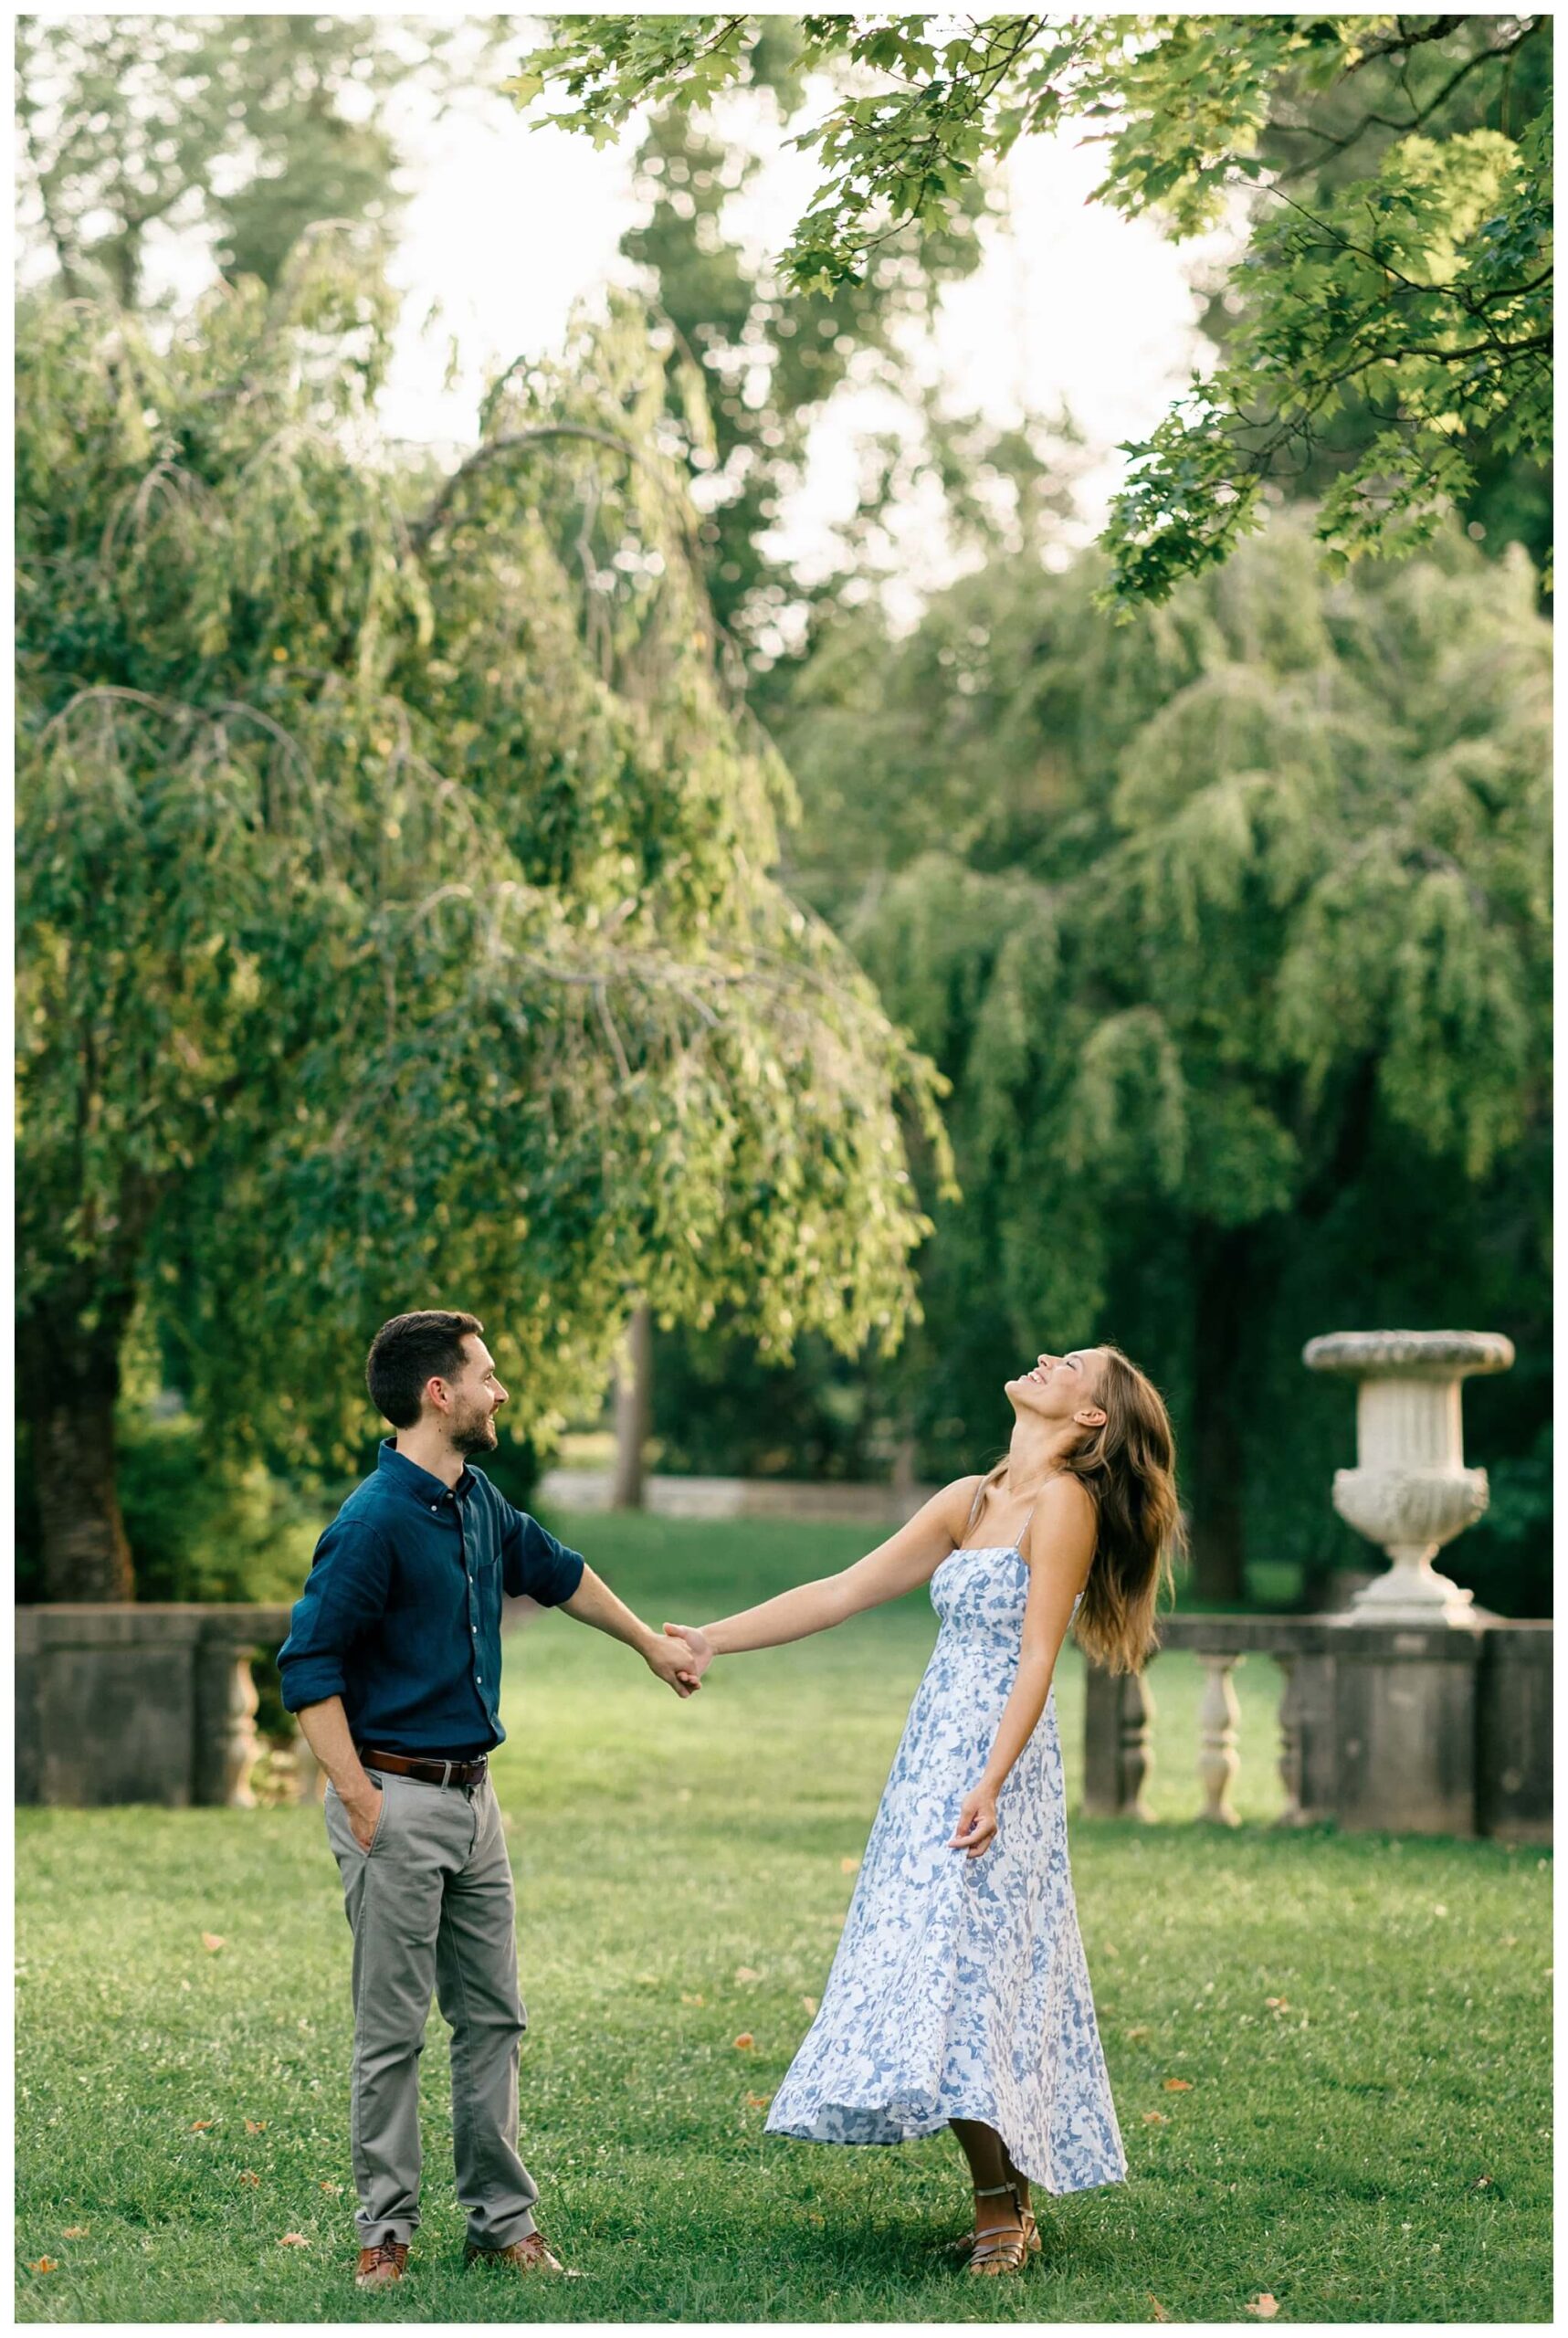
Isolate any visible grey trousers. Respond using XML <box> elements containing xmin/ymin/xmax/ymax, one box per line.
<box><xmin>323</xmin><ymin>1766</ymin><xmax>539</xmax><ymax>2250</ymax></box>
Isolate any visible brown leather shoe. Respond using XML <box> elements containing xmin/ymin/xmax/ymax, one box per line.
<box><xmin>464</xmin><ymin>2231</ymin><xmax>576</xmax><ymax>2275</ymax></box>
<box><xmin>355</xmin><ymin>2238</ymin><xmax>408</xmax><ymax>2289</ymax></box>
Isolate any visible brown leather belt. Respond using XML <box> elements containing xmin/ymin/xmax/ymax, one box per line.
<box><xmin>358</xmin><ymin>1744</ymin><xmax>489</xmax><ymax>1789</ymax></box>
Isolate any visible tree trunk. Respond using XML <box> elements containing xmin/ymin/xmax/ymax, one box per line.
<box><xmin>1188</xmin><ymin>1228</ymin><xmax>1251</xmax><ymax>1606</ymax></box>
<box><xmin>891</xmin><ymin>1431</ymin><xmax>920</xmax><ymax>1517</ymax></box>
<box><xmin>609</xmin><ymin>1302</ymin><xmax>653</xmax><ymax>1511</ymax></box>
<box><xmin>22</xmin><ymin>1314</ymin><xmax>135</xmax><ymax>1601</ymax></box>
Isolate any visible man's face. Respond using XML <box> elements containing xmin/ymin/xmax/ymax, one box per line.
<box><xmin>438</xmin><ymin>1334</ymin><xmax>509</xmax><ymax>1457</ymax></box>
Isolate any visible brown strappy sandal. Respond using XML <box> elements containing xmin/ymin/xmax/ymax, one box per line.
<box><xmin>949</xmin><ymin>2179</ymin><xmax>1042</xmax><ymax>2259</ymax></box>
<box><xmin>963</xmin><ymin>2183</ymin><xmax>1033</xmax><ymax>2278</ymax></box>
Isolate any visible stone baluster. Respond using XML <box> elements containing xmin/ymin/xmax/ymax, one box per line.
<box><xmin>1118</xmin><ymin>1668</ymin><xmax>1156</xmax><ymax>1822</ymax></box>
<box><xmin>217</xmin><ymin>1650</ymin><xmax>262</xmax><ymax>1808</ymax></box>
<box><xmin>193</xmin><ymin>1636</ymin><xmax>265</xmax><ymax>1807</ymax></box>
<box><xmin>1195</xmin><ymin>1653</ymin><xmax>1244</xmax><ymax>1826</ymax></box>
<box><xmin>1082</xmin><ymin>1663</ymin><xmax>1157</xmax><ymax>1821</ymax></box>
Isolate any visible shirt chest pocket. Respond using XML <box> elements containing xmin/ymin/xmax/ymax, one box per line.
<box><xmin>465</xmin><ymin>1535</ymin><xmax>501</xmax><ymax>1585</ymax></box>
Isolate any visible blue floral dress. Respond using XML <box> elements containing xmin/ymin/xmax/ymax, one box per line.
<box><xmin>764</xmin><ymin>1539</ymin><xmax>1127</xmax><ymax>2193</ymax></box>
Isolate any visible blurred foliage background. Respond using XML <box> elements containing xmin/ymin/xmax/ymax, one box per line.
<box><xmin>15</xmin><ymin>14</ymin><xmax>1552</xmax><ymax>1619</ymax></box>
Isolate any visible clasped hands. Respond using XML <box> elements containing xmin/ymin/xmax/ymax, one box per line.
<box><xmin>647</xmin><ymin>1619</ymin><xmax>713</xmax><ymax>1699</ymax></box>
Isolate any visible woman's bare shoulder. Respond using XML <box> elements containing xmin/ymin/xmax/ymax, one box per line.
<box><xmin>944</xmin><ymin>1471</ymin><xmax>989</xmax><ymax>1523</ymax></box>
<box><xmin>1024</xmin><ymin>1472</ymin><xmax>1097</xmax><ymax>1555</ymax></box>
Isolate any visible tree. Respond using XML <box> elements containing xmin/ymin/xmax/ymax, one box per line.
<box><xmin>1197</xmin><ymin>10</ymin><xmax>1553</xmax><ymax>580</ymax></box>
<box><xmin>788</xmin><ymin>513</ymin><xmax>1549</xmax><ymax>1601</ymax></box>
<box><xmin>15</xmin><ymin>13</ymin><xmax>499</xmax><ymax>304</ymax></box>
<box><xmin>610</xmin><ymin>26</ymin><xmax>1074</xmax><ymax>703</ymax></box>
<box><xmin>604</xmin><ymin>56</ymin><xmax>1076</xmax><ymax>1490</ymax></box>
<box><xmin>16</xmin><ymin>235</ymin><xmax>952</xmax><ymax>1600</ymax></box>
<box><xmin>511</xmin><ymin>14</ymin><xmax>1552</xmax><ymax>605</ymax></box>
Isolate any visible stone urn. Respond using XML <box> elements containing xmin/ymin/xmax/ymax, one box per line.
<box><xmin>1302</xmin><ymin>1331</ymin><xmax>1514</xmax><ymax>1626</ymax></box>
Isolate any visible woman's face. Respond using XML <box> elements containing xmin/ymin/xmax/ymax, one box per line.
<box><xmin>1005</xmin><ymin>1348</ymin><xmax>1108</xmax><ymax>1428</ymax></box>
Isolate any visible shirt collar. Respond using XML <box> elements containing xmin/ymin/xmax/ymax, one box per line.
<box><xmin>377</xmin><ymin>1438</ymin><xmax>476</xmax><ymax>1507</ymax></box>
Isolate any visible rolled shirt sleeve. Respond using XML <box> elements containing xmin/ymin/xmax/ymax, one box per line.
<box><xmin>277</xmin><ymin>1518</ymin><xmax>393</xmax><ymax>1713</ymax></box>
<box><xmin>501</xmin><ymin>1506</ymin><xmax>585</xmax><ymax>1606</ymax></box>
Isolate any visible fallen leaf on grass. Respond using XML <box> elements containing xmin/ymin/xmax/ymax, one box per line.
<box><xmin>238</xmin><ymin>2172</ymin><xmax>260</xmax><ymax>2188</ymax></box>
<box><xmin>61</xmin><ymin>2227</ymin><xmax>88</xmax><ymax>2239</ymax></box>
<box><xmin>1470</xmin><ymin>2174</ymin><xmax>1492</xmax><ymax>2190</ymax></box>
<box><xmin>801</xmin><ymin>1996</ymin><xmax>818</xmax><ymax>2015</ymax></box>
<box><xmin>1246</xmin><ymin>2293</ymin><xmax>1279</xmax><ymax>2320</ymax></box>
<box><xmin>201</xmin><ymin>1934</ymin><xmax>226</xmax><ymax>1953</ymax></box>
<box><xmin>1125</xmin><ymin>2024</ymin><xmax>1151</xmax><ymax>2040</ymax></box>
<box><xmin>680</xmin><ymin>1993</ymin><xmax>706</xmax><ymax>2007</ymax></box>
<box><xmin>839</xmin><ymin>1857</ymin><xmax>859</xmax><ymax>1873</ymax></box>
<box><xmin>319</xmin><ymin>2182</ymin><xmax>342</xmax><ymax>2196</ymax></box>
<box><xmin>278</xmin><ymin>2233</ymin><xmax>310</xmax><ymax>2248</ymax></box>
<box><xmin>1142</xmin><ymin>2112</ymin><xmax>1168</xmax><ymax>2126</ymax></box>
<box><xmin>1432</xmin><ymin>1904</ymin><xmax>1447</xmax><ymax>1919</ymax></box>
<box><xmin>1149</xmin><ymin>2295</ymin><xmax>1169</xmax><ymax>2322</ymax></box>
<box><xmin>1163</xmin><ymin>2079</ymin><xmax>1193</xmax><ymax>2092</ymax></box>
<box><xmin>245</xmin><ymin>2120</ymin><xmax>267</xmax><ymax>2133</ymax></box>
<box><xmin>29</xmin><ymin>2259</ymin><xmax>59</xmax><ymax>2274</ymax></box>
<box><xmin>734</xmin><ymin>1966</ymin><xmax>761</xmax><ymax>1982</ymax></box>
<box><xmin>744</xmin><ymin>2093</ymin><xmax>773</xmax><ymax>2110</ymax></box>
<box><xmin>732</xmin><ymin>2033</ymin><xmax>754</xmax><ymax>2050</ymax></box>
<box><xmin>1264</xmin><ymin>1997</ymin><xmax>1289</xmax><ymax>2013</ymax></box>
<box><xmin>190</xmin><ymin>2120</ymin><xmax>216</xmax><ymax>2132</ymax></box>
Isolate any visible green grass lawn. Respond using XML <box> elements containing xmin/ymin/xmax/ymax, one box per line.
<box><xmin>16</xmin><ymin>1514</ymin><xmax>1552</xmax><ymax>2322</ymax></box>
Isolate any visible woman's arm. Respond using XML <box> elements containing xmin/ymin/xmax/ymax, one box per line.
<box><xmin>950</xmin><ymin>1475</ymin><xmax>1097</xmax><ymax>1858</ymax></box>
<box><xmin>666</xmin><ymin>1476</ymin><xmax>982</xmax><ymax>1667</ymax></box>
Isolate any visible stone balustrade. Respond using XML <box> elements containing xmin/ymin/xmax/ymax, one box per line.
<box><xmin>1081</xmin><ymin>1612</ymin><xmax>1552</xmax><ymax>1841</ymax></box>
<box><xmin>16</xmin><ymin>1604</ymin><xmax>296</xmax><ymax>1809</ymax></box>
<box><xmin>17</xmin><ymin>1596</ymin><xmax>1551</xmax><ymax>1840</ymax></box>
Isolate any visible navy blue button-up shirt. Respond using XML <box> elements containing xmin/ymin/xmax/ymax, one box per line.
<box><xmin>277</xmin><ymin>1440</ymin><xmax>585</xmax><ymax>1754</ymax></box>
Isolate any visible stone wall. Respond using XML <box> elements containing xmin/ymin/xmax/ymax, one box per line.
<box><xmin>16</xmin><ymin>1605</ymin><xmax>295</xmax><ymax>1808</ymax></box>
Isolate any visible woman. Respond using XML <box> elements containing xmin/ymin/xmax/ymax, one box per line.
<box><xmin>664</xmin><ymin>1344</ymin><xmax>1183</xmax><ymax>2276</ymax></box>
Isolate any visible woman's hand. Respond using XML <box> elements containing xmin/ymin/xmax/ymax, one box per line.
<box><xmin>948</xmin><ymin>1784</ymin><xmax>999</xmax><ymax>1859</ymax></box>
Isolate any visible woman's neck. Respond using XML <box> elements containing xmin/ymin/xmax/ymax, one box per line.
<box><xmin>1003</xmin><ymin>1413</ymin><xmax>1082</xmax><ymax>1499</ymax></box>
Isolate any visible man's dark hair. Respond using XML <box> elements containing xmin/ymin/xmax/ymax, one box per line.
<box><xmin>366</xmin><ymin>1311</ymin><xmax>484</xmax><ymax>1428</ymax></box>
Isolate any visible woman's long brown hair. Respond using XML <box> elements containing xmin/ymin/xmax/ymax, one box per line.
<box><xmin>976</xmin><ymin>1343</ymin><xmax>1184</xmax><ymax>1674</ymax></box>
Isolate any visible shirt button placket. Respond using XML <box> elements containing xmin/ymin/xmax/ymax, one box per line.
<box><xmin>459</xmin><ymin>1509</ymin><xmax>487</xmax><ymax>1709</ymax></box>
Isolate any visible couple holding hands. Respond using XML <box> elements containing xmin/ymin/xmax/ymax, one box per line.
<box><xmin>279</xmin><ymin>1307</ymin><xmax>1180</xmax><ymax>2290</ymax></box>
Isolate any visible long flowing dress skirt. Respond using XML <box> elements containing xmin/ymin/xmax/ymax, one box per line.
<box><xmin>764</xmin><ymin>1547</ymin><xmax>1127</xmax><ymax>2193</ymax></box>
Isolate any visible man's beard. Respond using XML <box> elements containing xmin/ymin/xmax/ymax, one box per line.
<box><xmin>451</xmin><ymin>1410</ymin><xmax>499</xmax><ymax>1458</ymax></box>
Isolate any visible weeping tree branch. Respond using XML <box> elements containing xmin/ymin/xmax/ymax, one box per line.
<box><xmin>408</xmin><ymin>422</ymin><xmax>667</xmax><ymax>550</ymax></box>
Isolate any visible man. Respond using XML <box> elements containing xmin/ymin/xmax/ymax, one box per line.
<box><xmin>278</xmin><ymin>1309</ymin><xmax>698</xmax><ymax>2291</ymax></box>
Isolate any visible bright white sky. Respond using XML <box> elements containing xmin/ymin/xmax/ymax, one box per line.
<box><xmin>33</xmin><ymin>16</ymin><xmax>1242</xmax><ymax>625</ymax></box>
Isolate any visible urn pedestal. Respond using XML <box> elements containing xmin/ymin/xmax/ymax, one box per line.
<box><xmin>1302</xmin><ymin>1330</ymin><xmax>1515</xmax><ymax>1837</ymax></box>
